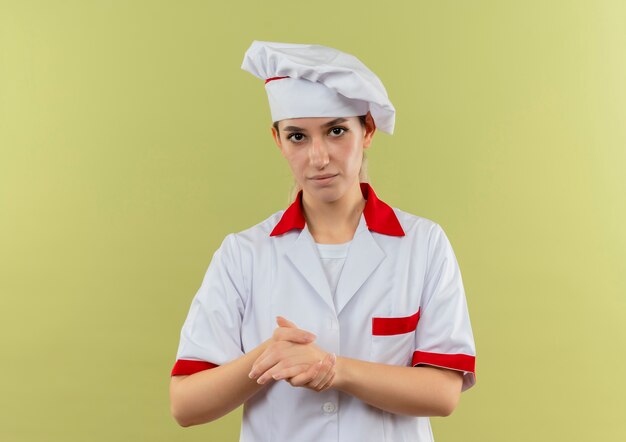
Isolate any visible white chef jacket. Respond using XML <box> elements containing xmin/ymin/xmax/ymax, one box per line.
<box><xmin>171</xmin><ymin>182</ymin><xmax>477</xmax><ymax>442</ymax></box>
<box><xmin>315</xmin><ymin>240</ymin><xmax>351</xmax><ymax>310</ymax></box>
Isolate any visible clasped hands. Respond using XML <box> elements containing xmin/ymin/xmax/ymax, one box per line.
<box><xmin>248</xmin><ymin>316</ymin><xmax>337</xmax><ymax>392</ymax></box>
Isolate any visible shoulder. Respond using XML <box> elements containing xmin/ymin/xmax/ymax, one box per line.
<box><xmin>391</xmin><ymin>206</ymin><xmax>444</xmax><ymax>240</ymax></box>
<box><xmin>388</xmin><ymin>206</ymin><xmax>458</xmax><ymax>260</ymax></box>
<box><xmin>232</xmin><ymin>209</ymin><xmax>284</xmax><ymax>241</ymax></box>
<box><xmin>206</xmin><ymin>210</ymin><xmax>285</xmax><ymax>288</ymax></box>
<box><xmin>217</xmin><ymin>209</ymin><xmax>286</xmax><ymax>258</ymax></box>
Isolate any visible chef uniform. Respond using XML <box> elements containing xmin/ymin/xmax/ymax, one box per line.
<box><xmin>171</xmin><ymin>40</ymin><xmax>477</xmax><ymax>442</ymax></box>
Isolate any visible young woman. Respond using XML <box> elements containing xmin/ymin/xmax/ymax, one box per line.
<box><xmin>169</xmin><ymin>40</ymin><xmax>477</xmax><ymax>441</ymax></box>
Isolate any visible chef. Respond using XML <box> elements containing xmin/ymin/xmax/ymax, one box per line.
<box><xmin>169</xmin><ymin>40</ymin><xmax>477</xmax><ymax>442</ymax></box>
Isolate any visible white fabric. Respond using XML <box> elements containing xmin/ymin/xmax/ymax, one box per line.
<box><xmin>315</xmin><ymin>240</ymin><xmax>352</xmax><ymax>311</ymax></box>
<box><xmin>173</xmin><ymin>209</ymin><xmax>476</xmax><ymax>442</ymax></box>
<box><xmin>266</xmin><ymin>77</ymin><xmax>369</xmax><ymax>126</ymax></box>
<box><xmin>241</xmin><ymin>40</ymin><xmax>396</xmax><ymax>134</ymax></box>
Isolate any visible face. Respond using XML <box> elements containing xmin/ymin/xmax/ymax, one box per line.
<box><xmin>271</xmin><ymin>113</ymin><xmax>376</xmax><ymax>203</ymax></box>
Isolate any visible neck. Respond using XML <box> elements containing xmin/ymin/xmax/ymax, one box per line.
<box><xmin>301</xmin><ymin>181</ymin><xmax>366</xmax><ymax>244</ymax></box>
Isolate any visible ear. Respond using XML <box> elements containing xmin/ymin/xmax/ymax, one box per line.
<box><xmin>362</xmin><ymin>111</ymin><xmax>376</xmax><ymax>149</ymax></box>
<box><xmin>271</xmin><ymin>125</ymin><xmax>283</xmax><ymax>152</ymax></box>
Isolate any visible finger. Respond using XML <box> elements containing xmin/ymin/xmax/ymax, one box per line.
<box><xmin>249</xmin><ymin>349</ymin><xmax>271</xmax><ymax>379</ymax></box>
<box><xmin>274</xmin><ymin>317</ymin><xmax>317</xmax><ymax>343</ymax></box>
<box><xmin>250</xmin><ymin>340</ymin><xmax>297</xmax><ymax>378</ymax></box>
<box><xmin>269</xmin><ymin>363</ymin><xmax>311</xmax><ymax>381</ymax></box>
<box><xmin>252</xmin><ymin>342</ymin><xmax>316</xmax><ymax>381</ymax></box>
<box><xmin>252</xmin><ymin>340</ymin><xmax>317</xmax><ymax>379</ymax></box>
<box><xmin>250</xmin><ymin>346</ymin><xmax>272</xmax><ymax>371</ymax></box>
<box><xmin>257</xmin><ymin>360</ymin><xmax>309</xmax><ymax>385</ymax></box>
<box><xmin>260</xmin><ymin>347</ymin><xmax>331</xmax><ymax>384</ymax></box>
<box><xmin>249</xmin><ymin>349</ymin><xmax>283</xmax><ymax>379</ymax></box>
<box><xmin>276</xmin><ymin>316</ymin><xmax>299</xmax><ymax>328</ymax></box>
<box><xmin>317</xmin><ymin>371</ymin><xmax>336</xmax><ymax>392</ymax></box>
<box><xmin>307</xmin><ymin>353</ymin><xmax>335</xmax><ymax>390</ymax></box>
<box><xmin>310</xmin><ymin>363</ymin><xmax>335</xmax><ymax>391</ymax></box>
<box><xmin>273</xmin><ymin>327</ymin><xmax>316</xmax><ymax>344</ymax></box>
<box><xmin>256</xmin><ymin>360</ymin><xmax>288</xmax><ymax>385</ymax></box>
<box><xmin>288</xmin><ymin>360</ymin><xmax>323</xmax><ymax>387</ymax></box>
<box><xmin>313</xmin><ymin>353</ymin><xmax>336</xmax><ymax>389</ymax></box>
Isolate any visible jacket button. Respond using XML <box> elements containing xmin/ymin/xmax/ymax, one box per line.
<box><xmin>322</xmin><ymin>401</ymin><xmax>336</xmax><ymax>414</ymax></box>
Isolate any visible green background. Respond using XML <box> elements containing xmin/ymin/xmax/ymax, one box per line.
<box><xmin>1</xmin><ymin>0</ymin><xmax>625</xmax><ymax>440</ymax></box>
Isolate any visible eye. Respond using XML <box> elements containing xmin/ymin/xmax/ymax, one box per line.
<box><xmin>330</xmin><ymin>127</ymin><xmax>347</xmax><ymax>136</ymax></box>
<box><xmin>286</xmin><ymin>133</ymin><xmax>305</xmax><ymax>143</ymax></box>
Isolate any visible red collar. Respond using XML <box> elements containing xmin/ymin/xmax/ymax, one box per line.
<box><xmin>270</xmin><ymin>182</ymin><xmax>405</xmax><ymax>237</ymax></box>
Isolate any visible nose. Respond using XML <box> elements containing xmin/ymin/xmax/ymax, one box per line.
<box><xmin>308</xmin><ymin>137</ymin><xmax>330</xmax><ymax>169</ymax></box>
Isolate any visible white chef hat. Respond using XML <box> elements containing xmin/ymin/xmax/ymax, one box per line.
<box><xmin>241</xmin><ymin>40</ymin><xmax>396</xmax><ymax>135</ymax></box>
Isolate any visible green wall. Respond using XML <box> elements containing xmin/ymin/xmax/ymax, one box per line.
<box><xmin>1</xmin><ymin>1</ymin><xmax>625</xmax><ymax>440</ymax></box>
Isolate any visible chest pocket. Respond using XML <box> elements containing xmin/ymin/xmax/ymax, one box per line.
<box><xmin>370</xmin><ymin>309</ymin><xmax>420</xmax><ymax>366</ymax></box>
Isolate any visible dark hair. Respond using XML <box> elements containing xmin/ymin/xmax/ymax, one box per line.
<box><xmin>273</xmin><ymin>114</ymin><xmax>368</xmax><ymax>137</ymax></box>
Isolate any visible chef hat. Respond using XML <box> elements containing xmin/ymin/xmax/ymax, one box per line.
<box><xmin>241</xmin><ymin>40</ymin><xmax>396</xmax><ymax>135</ymax></box>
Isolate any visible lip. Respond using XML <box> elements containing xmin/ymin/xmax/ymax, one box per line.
<box><xmin>309</xmin><ymin>173</ymin><xmax>338</xmax><ymax>184</ymax></box>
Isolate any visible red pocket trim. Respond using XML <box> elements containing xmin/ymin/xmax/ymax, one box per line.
<box><xmin>170</xmin><ymin>359</ymin><xmax>218</xmax><ymax>376</ymax></box>
<box><xmin>372</xmin><ymin>308</ymin><xmax>420</xmax><ymax>335</ymax></box>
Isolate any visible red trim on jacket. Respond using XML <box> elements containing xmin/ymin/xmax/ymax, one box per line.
<box><xmin>372</xmin><ymin>309</ymin><xmax>420</xmax><ymax>335</ymax></box>
<box><xmin>265</xmin><ymin>76</ymin><xmax>290</xmax><ymax>84</ymax></box>
<box><xmin>411</xmin><ymin>351</ymin><xmax>476</xmax><ymax>374</ymax></box>
<box><xmin>270</xmin><ymin>182</ymin><xmax>405</xmax><ymax>237</ymax></box>
<box><xmin>170</xmin><ymin>359</ymin><xmax>218</xmax><ymax>376</ymax></box>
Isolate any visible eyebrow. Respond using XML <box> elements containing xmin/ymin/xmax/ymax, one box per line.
<box><xmin>282</xmin><ymin>117</ymin><xmax>349</xmax><ymax>132</ymax></box>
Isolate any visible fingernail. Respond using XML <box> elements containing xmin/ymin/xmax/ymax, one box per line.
<box><xmin>248</xmin><ymin>371</ymin><xmax>255</xmax><ymax>379</ymax></box>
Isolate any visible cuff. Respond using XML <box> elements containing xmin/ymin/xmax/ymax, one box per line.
<box><xmin>171</xmin><ymin>359</ymin><xmax>219</xmax><ymax>376</ymax></box>
<box><xmin>411</xmin><ymin>351</ymin><xmax>476</xmax><ymax>392</ymax></box>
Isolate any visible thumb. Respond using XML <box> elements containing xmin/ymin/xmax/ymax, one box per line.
<box><xmin>276</xmin><ymin>316</ymin><xmax>298</xmax><ymax>328</ymax></box>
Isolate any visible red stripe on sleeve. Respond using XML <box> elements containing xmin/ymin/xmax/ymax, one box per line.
<box><xmin>170</xmin><ymin>359</ymin><xmax>219</xmax><ymax>376</ymax></box>
<box><xmin>372</xmin><ymin>309</ymin><xmax>420</xmax><ymax>335</ymax></box>
<box><xmin>411</xmin><ymin>351</ymin><xmax>475</xmax><ymax>373</ymax></box>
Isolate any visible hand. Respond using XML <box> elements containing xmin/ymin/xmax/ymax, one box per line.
<box><xmin>249</xmin><ymin>317</ymin><xmax>336</xmax><ymax>391</ymax></box>
<box><xmin>248</xmin><ymin>316</ymin><xmax>317</xmax><ymax>381</ymax></box>
<box><xmin>289</xmin><ymin>350</ymin><xmax>337</xmax><ymax>392</ymax></box>
<box><xmin>273</xmin><ymin>317</ymin><xmax>337</xmax><ymax>392</ymax></box>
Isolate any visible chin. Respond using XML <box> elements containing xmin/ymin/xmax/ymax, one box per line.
<box><xmin>304</xmin><ymin>182</ymin><xmax>344</xmax><ymax>202</ymax></box>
